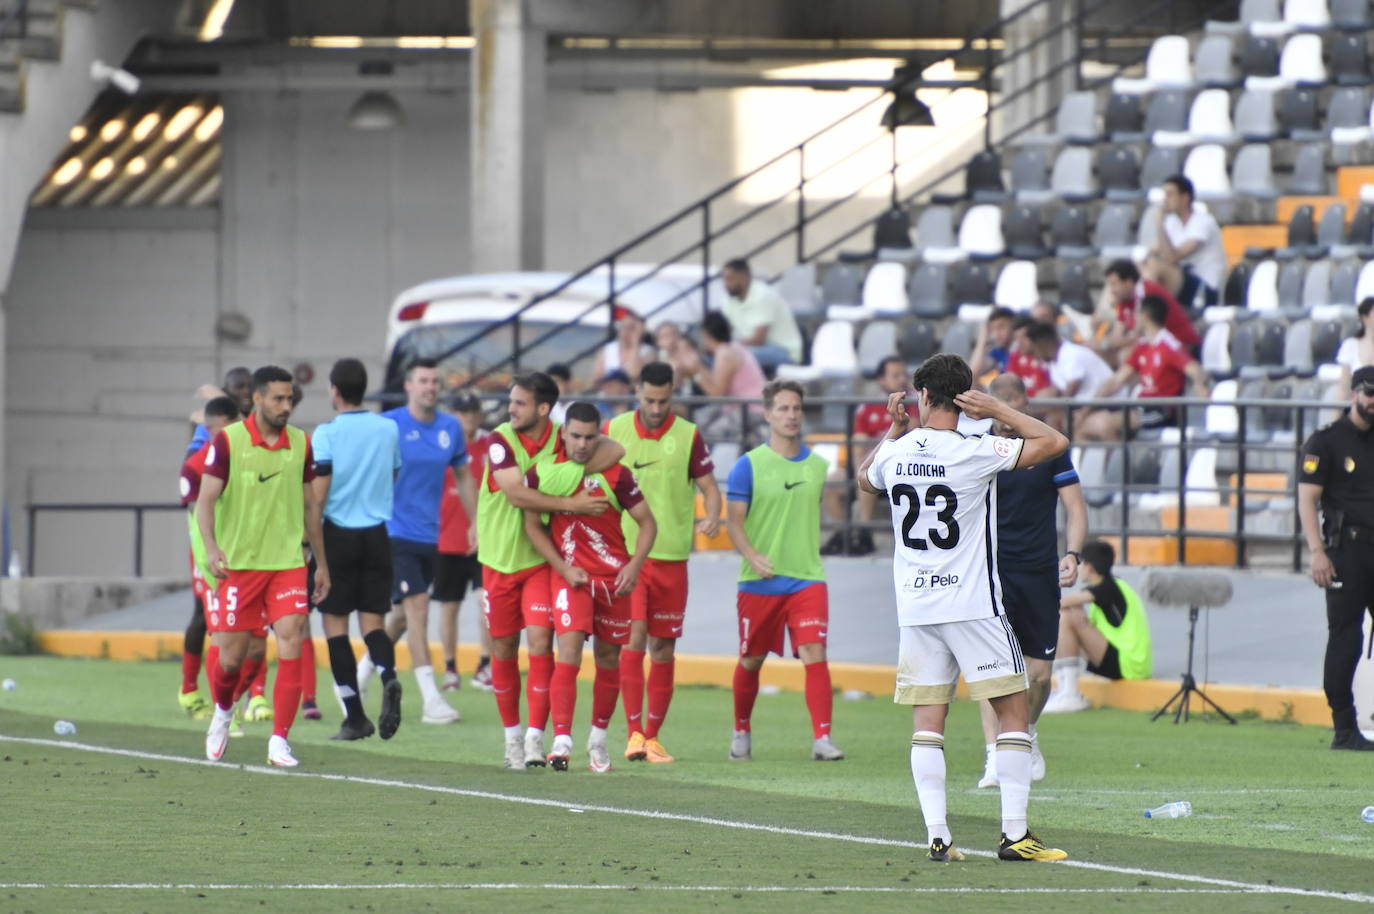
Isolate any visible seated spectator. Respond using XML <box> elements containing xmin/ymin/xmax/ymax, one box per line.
<box><xmin>720</xmin><ymin>258</ymin><xmax>803</xmax><ymax>370</ymax></box>
<box><xmin>1336</xmin><ymin>298</ymin><xmax>1374</xmax><ymax>396</ymax></box>
<box><xmin>1142</xmin><ymin>175</ymin><xmax>1225</xmax><ymax>309</ymax></box>
<box><xmin>594</xmin><ymin>368</ymin><xmax>634</xmax><ymax>418</ymax></box>
<box><xmin>969</xmin><ymin>306</ymin><xmax>1016</xmax><ymax>383</ymax></box>
<box><xmin>1101</xmin><ymin>258</ymin><xmax>1201</xmax><ymax>360</ymax></box>
<box><xmin>682</xmin><ymin>311</ymin><xmax>767</xmax><ymax>442</ymax></box>
<box><xmin>1080</xmin><ymin>295</ymin><xmax>1209</xmax><ymax>441</ymax></box>
<box><xmin>546</xmin><ymin>363</ymin><xmax>572</xmax><ymax>423</ymax></box>
<box><xmin>822</xmin><ymin>355</ymin><xmax>913</xmax><ymax>556</ymax></box>
<box><xmin>1026</xmin><ymin>320</ymin><xmax>1115</xmax><ymax>433</ymax></box>
<box><xmin>1044</xmin><ymin>540</ymin><xmax>1153</xmax><ymax>713</ymax></box>
<box><xmin>1030</xmin><ymin>301</ymin><xmax>1083</xmax><ymax>344</ymax></box>
<box><xmin>593</xmin><ymin>306</ymin><xmax>653</xmax><ymax>384</ymax></box>
<box><xmin>1008</xmin><ymin>314</ymin><xmax>1053</xmax><ymax>399</ymax></box>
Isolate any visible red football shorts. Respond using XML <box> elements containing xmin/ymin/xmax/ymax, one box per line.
<box><xmin>189</xmin><ymin>549</ymin><xmax>208</xmax><ymax>602</ymax></box>
<box><xmin>482</xmin><ymin>564</ymin><xmax>553</xmax><ymax>638</ymax></box>
<box><xmin>207</xmin><ymin>567</ymin><xmax>307</xmax><ymax>634</ymax></box>
<box><xmin>551</xmin><ymin>576</ymin><xmax>633</xmax><ymax>644</ymax></box>
<box><xmin>736</xmin><ymin>582</ymin><xmax>829</xmax><ymax>658</ymax></box>
<box><xmin>630</xmin><ymin>558</ymin><xmax>688</xmax><ymax>639</ymax></box>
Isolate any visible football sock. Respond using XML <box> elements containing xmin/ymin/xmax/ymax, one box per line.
<box><xmin>803</xmin><ymin>661</ymin><xmax>833</xmax><ymax>739</ymax></box>
<box><xmin>910</xmin><ymin>730</ymin><xmax>951</xmax><ymax>845</ymax></box>
<box><xmin>413</xmin><ymin>665</ymin><xmax>441</xmax><ymax>703</ymax></box>
<box><xmin>209</xmin><ymin>648</ymin><xmax>237</xmax><ymax>711</ymax></box>
<box><xmin>478</xmin><ymin>654</ymin><xmax>491</xmax><ymax>670</ymax></box>
<box><xmin>1053</xmin><ymin>656</ymin><xmax>1083</xmax><ymax>694</ymax></box>
<box><xmin>592</xmin><ymin>664</ymin><xmax>620</xmax><ymax>730</ymax></box>
<box><xmin>644</xmin><ymin>659</ymin><xmax>675</xmax><ymax>739</ymax></box>
<box><xmin>325</xmin><ymin>635</ymin><xmax>364</xmax><ymax>721</ymax></box>
<box><xmin>181</xmin><ymin>651</ymin><xmax>203</xmax><ymax>694</ymax></box>
<box><xmin>551</xmin><ymin>661</ymin><xmax>579</xmax><ymax>737</ymax></box>
<box><xmin>234</xmin><ymin>657</ymin><xmax>265</xmax><ymax>704</ymax></box>
<box><xmin>249</xmin><ymin>655</ymin><xmax>268</xmax><ymax>699</ymax></box>
<box><xmin>271</xmin><ymin>657</ymin><xmax>302</xmax><ymax>739</ymax></box>
<box><xmin>526</xmin><ymin>653</ymin><xmax>554</xmax><ymax>732</ymax></box>
<box><xmin>362</xmin><ymin>629</ymin><xmax>397</xmax><ymax>685</ymax></box>
<box><xmin>619</xmin><ymin>648</ymin><xmax>646</xmax><ymax>734</ymax></box>
<box><xmin>732</xmin><ymin>663</ymin><xmax>760</xmax><ymax>732</ymax></box>
<box><xmin>491</xmin><ymin>656</ymin><xmax>523</xmax><ymax>728</ymax></box>
<box><xmin>182</xmin><ymin>596</ymin><xmax>206</xmax><ymax>692</ymax></box>
<box><xmin>300</xmin><ymin>637</ymin><xmax>317</xmax><ymax>702</ymax></box>
<box><xmin>996</xmin><ymin>731</ymin><xmax>1033</xmax><ymax>840</ymax></box>
<box><xmin>445</xmin><ymin>658</ymin><xmax>457</xmax><ymax>674</ymax></box>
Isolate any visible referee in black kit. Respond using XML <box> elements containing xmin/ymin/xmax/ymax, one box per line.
<box><xmin>1298</xmin><ymin>364</ymin><xmax>1374</xmax><ymax>751</ymax></box>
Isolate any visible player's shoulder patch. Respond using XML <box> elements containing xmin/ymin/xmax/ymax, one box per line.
<box><xmin>1303</xmin><ymin>454</ymin><xmax>1320</xmax><ymax>475</ymax></box>
<box><xmin>993</xmin><ymin>437</ymin><xmax>1017</xmax><ymax>459</ymax></box>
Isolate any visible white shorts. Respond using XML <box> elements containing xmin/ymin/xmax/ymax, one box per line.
<box><xmin>894</xmin><ymin>616</ymin><xmax>1028</xmax><ymax>705</ymax></box>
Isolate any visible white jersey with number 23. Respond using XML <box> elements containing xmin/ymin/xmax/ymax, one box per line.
<box><xmin>866</xmin><ymin>428</ymin><xmax>1024</xmax><ymax>627</ymax></box>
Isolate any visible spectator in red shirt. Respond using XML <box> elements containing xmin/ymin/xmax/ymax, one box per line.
<box><xmin>1101</xmin><ymin>259</ymin><xmax>1202</xmax><ymax>361</ymax></box>
<box><xmin>822</xmin><ymin>355</ymin><xmax>914</xmax><ymax>556</ymax></box>
<box><xmin>1008</xmin><ymin>315</ymin><xmax>1053</xmax><ymax>399</ymax></box>
<box><xmin>1080</xmin><ymin>296</ymin><xmax>1210</xmax><ymax>441</ymax></box>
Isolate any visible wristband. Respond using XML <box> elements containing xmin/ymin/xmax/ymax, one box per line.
<box><xmin>1064</xmin><ymin>551</ymin><xmax>1081</xmax><ymax>562</ymax></box>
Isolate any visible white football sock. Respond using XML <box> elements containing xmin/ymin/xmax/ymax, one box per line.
<box><xmin>413</xmin><ymin>665</ymin><xmax>441</xmax><ymax>702</ymax></box>
<box><xmin>997</xmin><ymin>731</ymin><xmax>1033</xmax><ymax>840</ymax></box>
<box><xmin>910</xmin><ymin>730</ymin><xmax>950</xmax><ymax>844</ymax></box>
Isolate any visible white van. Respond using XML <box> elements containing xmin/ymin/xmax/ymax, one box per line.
<box><xmin>382</xmin><ymin>265</ymin><xmax>721</xmax><ymax>393</ymax></box>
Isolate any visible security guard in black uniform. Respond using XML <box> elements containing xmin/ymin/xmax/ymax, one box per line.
<box><xmin>1298</xmin><ymin>365</ymin><xmax>1374</xmax><ymax>751</ymax></box>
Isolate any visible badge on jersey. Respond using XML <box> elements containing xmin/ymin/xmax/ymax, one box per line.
<box><xmin>993</xmin><ymin>438</ymin><xmax>1016</xmax><ymax>459</ymax></box>
<box><xmin>1303</xmin><ymin>455</ymin><xmax>1319</xmax><ymax>475</ymax></box>
<box><xmin>1346</xmin><ymin>457</ymin><xmax>1356</xmax><ymax>473</ymax></box>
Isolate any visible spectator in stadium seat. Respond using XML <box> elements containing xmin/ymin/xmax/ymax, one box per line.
<box><xmin>1142</xmin><ymin>175</ymin><xmax>1226</xmax><ymax>309</ymax></box>
<box><xmin>1025</xmin><ymin>321</ymin><xmax>1114</xmax><ymax>433</ymax></box>
<box><xmin>1030</xmin><ymin>301</ymin><xmax>1084</xmax><ymax>345</ymax></box>
<box><xmin>1008</xmin><ymin>315</ymin><xmax>1053</xmax><ymax>400</ymax></box>
<box><xmin>1078</xmin><ymin>295</ymin><xmax>1210</xmax><ymax>441</ymax></box>
<box><xmin>546</xmin><ymin>362</ymin><xmax>572</xmax><ymax>424</ymax></box>
<box><xmin>1044</xmin><ymin>540</ymin><xmax>1153</xmax><ymax>713</ymax></box>
<box><xmin>721</xmin><ymin>258</ymin><xmax>803</xmax><ymax>370</ymax></box>
<box><xmin>682</xmin><ymin>311</ymin><xmax>767</xmax><ymax>442</ymax></box>
<box><xmin>1100</xmin><ymin>259</ymin><xmax>1201</xmax><ymax>360</ymax></box>
<box><xmin>970</xmin><ymin>306</ymin><xmax>1017</xmax><ymax>383</ymax></box>
<box><xmin>592</xmin><ymin>307</ymin><xmax>653</xmax><ymax>385</ymax></box>
<box><xmin>1336</xmin><ymin>298</ymin><xmax>1374</xmax><ymax>397</ymax></box>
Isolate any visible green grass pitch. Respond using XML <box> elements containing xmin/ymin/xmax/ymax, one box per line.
<box><xmin>0</xmin><ymin>655</ymin><xmax>1370</xmax><ymax>912</ymax></box>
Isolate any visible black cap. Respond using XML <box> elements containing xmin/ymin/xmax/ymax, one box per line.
<box><xmin>1353</xmin><ymin>366</ymin><xmax>1374</xmax><ymax>392</ymax></box>
<box><xmin>451</xmin><ymin>393</ymin><xmax>483</xmax><ymax>413</ymax></box>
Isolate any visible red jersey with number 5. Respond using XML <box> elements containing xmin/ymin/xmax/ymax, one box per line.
<box><xmin>526</xmin><ymin>462</ymin><xmax>644</xmax><ymax>579</ymax></box>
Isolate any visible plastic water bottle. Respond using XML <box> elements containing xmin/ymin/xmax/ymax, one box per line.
<box><xmin>52</xmin><ymin>720</ymin><xmax>76</xmax><ymax>736</ymax></box>
<box><xmin>1361</xmin><ymin>806</ymin><xmax>1374</xmax><ymax>823</ymax></box>
<box><xmin>1145</xmin><ymin>801</ymin><xmax>1192</xmax><ymax>819</ymax></box>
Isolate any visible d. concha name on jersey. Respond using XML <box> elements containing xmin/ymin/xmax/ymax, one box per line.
<box><xmin>891</xmin><ymin>462</ymin><xmax>948</xmax><ymax>478</ymax></box>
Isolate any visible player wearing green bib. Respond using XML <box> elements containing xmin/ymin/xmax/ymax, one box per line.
<box><xmin>604</xmin><ymin>361</ymin><xmax>721</xmax><ymax>764</ymax></box>
<box><xmin>198</xmin><ymin>366</ymin><xmax>331</xmax><ymax>769</ymax></box>
<box><xmin>724</xmin><ymin>379</ymin><xmax>844</xmax><ymax>763</ymax></box>
<box><xmin>477</xmin><ymin>372</ymin><xmax>626</xmax><ymax>769</ymax></box>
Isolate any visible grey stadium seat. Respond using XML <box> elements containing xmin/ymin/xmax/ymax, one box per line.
<box><xmin>939</xmin><ymin>319</ymin><xmax>976</xmax><ymax>360</ymax></box>
<box><xmin>821</xmin><ymin>263</ymin><xmax>863</xmax><ymax>307</ymax></box>
<box><xmin>1235</xmin><ymin>89</ymin><xmax>1279</xmax><ymax>141</ymax></box>
<box><xmin>1283</xmin><ymin>318</ymin><xmax>1314</xmax><ymax>372</ymax></box>
<box><xmin>1327</xmin><ymin>87</ymin><xmax>1371</xmax><ymax>132</ymax></box>
<box><xmin>1058</xmin><ymin>260</ymin><xmax>1093</xmax><ymax>314</ymax></box>
<box><xmin>1004</xmin><ymin>205</ymin><xmax>1050</xmax><ymax>259</ymax></box>
<box><xmin>1144</xmin><ymin>89</ymin><xmax>1190</xmax><ymax>137</ymax></box>
<box><xmin>1099</xmin><ymin>145</ymin><xmax>1142</xmax><ymax>201</ymax></box>
<box><xmin>1313</xmin><ymin>320</ymin><xmax>1345</xmax><ymax>364</ymax></box>
<box><xmin>908</xmin><ymin>263</ymin><xmax>952</xmax><ymax>318</ymax></box>
<box><xmin>1331</xmin><ymin>34</ymin><xmax>1372</xmax><ymax>87</ymax></box>
<box><xmin>1195</xmin><ymin>35</ymin><xmax>1239</xmax><ymax>88</ymax></box>
<box><xmin>1095</xmin><ymin>203</ymin><xmax>1139</xmax><ymax>261</ymax></box>
<box><xmin>1140</xmin><ymin>147</ymin><xmax>1183</xmax><ymax>193</ymax></box>
<box><xmin>1224</xmin><ymin>261</ymin><xmax>1254</xmax><ymax>307</ymax></box>
<box><xmin>1315</xmin><ymin>204</ymin><xmax>1348</xmax><ymax>258</ymax></box>
<box><xmin>1278</xmin><ymin>87</ymin><xmax>1321</xmax><ymax>140</ymax></box>
<box><xmin>1011</xmin><ymin>147</ymin><xmax>1053</xmax><ymax>205</ymax></box>
<box><xmin>1279</xmin><ymin>204</ymin><xmax>1317</xmax><ymax>260</ymax></box>
<box><xmin>966</xmin><ymin>151</ymin><xmax>1006</xmax><ymax>203</ymax></box>
<box><xmin>1256</xmin><ymin>318</ymin><xmax>1287</xmax><ymax>365</ymax></box>
<box><xmin>1301</xmin><ymin>258</ymin><xmax>1333</xmax><ymax>307</ymax></box>
<box><xmin>1332</xmin><ymin>0</ymin><xmax>1374</xmax><ymax>28</ymax></box>
<box><xmin>1105</xmin><ymin>92</ymin><xmax>1144</xmax><ymax>141</ymax></box>
<box><xmin>1232</xmin><ymin>144</ymin><xmax>1279</xmax><ymax>199</ymax></box>
<box><xmin>1023</xmin><ymin>90</ymin><xmax>1102</xmax><ymax>145</ymax></box>
<box><xmin>1051</xmin><ymin>204</ymin><xmax>1093</xmax><ymax>258</ymax></box>
<box><xmin>1240</xmin><ymin>35</ymin><xmax>1280</xmax><ymax>78</ymax></box>
<box><xmin>1330</xmin><ymin>259</ymin><xmax>1361</xmax><ymax>305</ymax></box>
<box><xmin>950</xmin><ymin>262</ymin><xmax>993</xmax><ymax>307</ymax></box>
<box><xmin>1050</xmin><ymin>146</ymin><xmax>1099</xmax><ymax>201</ymax></box>
<box><xmin>857</xmin><ymin>320</ymin><xmax>897</xmax><ymax>370</ymax></box>
<box><xmin>900</xmin><ymin>320</ymin><xmax>938</xmax><ymax>363</ymax></box>
<box><xmin>1277</xmin><ymin>260</ymin><xmax>1306</xmax><ymax>307</ymax></box>
<box><xmin>1290</xmin><ymin>145</ymin><xmax>1328</xmax><ymax>195</ymax></box>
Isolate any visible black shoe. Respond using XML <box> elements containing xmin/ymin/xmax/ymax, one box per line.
<box><xmin>820</xmin><ymin>532</ymin><xmax>846</xmax><ymax>556</ymax></box>
<box><xmin>928</xmin><ymin>838</ymin><xmax>964</xmax><ymax>862</ymax></box>
<box><xmin>330</xmin><ymin>717</ymin><xmax>376</xmax><ymax>741</ymax></box>
<box><xmin>1330</xmin><ymin>728</ymin><xmax>1374</xmax><ymax>751</ymax></box>
<box><xmin>378</xmin><ymin>679</ymin><xmax>403</xmax><ymax>740</ymax></box>
<box><xmin>847</xmin><ymin>529</ymin><xmax>875</xmax><ymax>556</ymax></box>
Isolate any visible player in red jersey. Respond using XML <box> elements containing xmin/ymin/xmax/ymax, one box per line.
<box><xmin>437</xmin><ymin>394</ymin><xmax>494</xmax><ymax>691</ymax></box>
<box><xmin>523</xmin><ymin>401</ymin><xmax>657</xmax><ymax>772</ymax></box>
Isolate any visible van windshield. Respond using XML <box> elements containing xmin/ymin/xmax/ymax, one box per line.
<box><xmin>386</xmin><ymin>320</ymin><xmax>610</xmax><ymax>393</ymax></box>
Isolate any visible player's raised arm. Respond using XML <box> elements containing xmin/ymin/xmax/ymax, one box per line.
<box><xmin>492</xmin><ymin>463</ymin><xmax>609</xmax><ymax>515</ymax></box>
<box><xmin>583</xmin><ymin>437</ymin><xmax>627</xmax><ymax>474</ymax></box>
<box><xmin>955</xmin><ymin>389</ymin><xmax>1068</xmax><ymax>468</ymax></box>
<box><xmin>857</xmin><ymin>391</ymin><xmax>908</xmax><ymax>495</ymax></box>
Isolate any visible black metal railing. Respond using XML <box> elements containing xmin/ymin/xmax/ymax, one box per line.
<box><xmin>25</xmin><ymin>503</ymin><xmax>183</xmax><ymax>577</ymax></box>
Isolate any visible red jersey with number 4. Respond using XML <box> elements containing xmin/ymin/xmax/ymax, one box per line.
<box><xmin>1009</xmin><ymin>350</ymin><xmax>1052</xmax><ymax>397</ymax></box>
<box><xmin>439</xmin><ymin>433</ymin><xmax>489</xmax><ymax>555</ymax></box>
<box><xmin>526</xmin><ymin>462</ymin><xmax>645</xmax><ymax>579</ymax></box>
<box><xmin>1128</xmin><ymin>330</ymin><xmax>1193</xmax><ymax>398</ymax></box>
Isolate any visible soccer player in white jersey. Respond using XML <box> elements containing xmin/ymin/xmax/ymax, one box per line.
<box><xmin>858</xmin><ymin>353</ymin><xmax>1070</xmax><ymax>863</ymax></box>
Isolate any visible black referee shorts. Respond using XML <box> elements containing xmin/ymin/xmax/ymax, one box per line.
<box><xmin>317</xmin><ymin>521</ymin><xmax>393</xmax><ymax>617</ymax></box>
<box><xmin>433</xmin><ymin>552</ymin><xmax>482</xmax><ymax>603</ymax></box>
<box><xmin>998</xmin><ymin>564</ymin><xmax>1062</xmax><ymax>661</ymax></box>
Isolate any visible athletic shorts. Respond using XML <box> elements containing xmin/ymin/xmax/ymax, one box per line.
<box><xmin>1088</xmin><ymin>643</ymin><xmax>1124</xmax><ymax>680</ymax></box>
<box><xmin>551</xmin><ymin>576</ymin><xmax>633</xmax><ymax>645</ymax></box>
<box><xmin>318</xmin><ymin>522</ymin><xmax>392</xmax><ymax>617</ymax></box>
<box><xmin>207</xmin><ymin>567</ymin><xmax>307</xmax><ymax>635</ymax></box>
<box><xmin>190</xmin><ymin>549</ymin><xmax>209</xmax><ymax>603</ymax></box>
<box><xmin>998</xmin><ymin>565</ymin><xmax>1061</xmax><ymax>661</ymax></box>
<box><xmin>736</xmin><ymin>583</ymin><xmax>828</xmax><ymax>659</ymax></box>
<box><xmin>433</xmin><ymin>552</ymin><xmax>482</xmax><ymax>603</ymax></box>
<box><xmin>391</xmin><ymin>537</ymin><xmax>437</xmax><ymax>603</ymax></box>
<box><xmin>482</xmin><ymin>564</ymin><xmax>553</xmax><ymax>639</ymax></box>
<box><xmin>893</xmin><ymin>616</ymin><xmax>1028</xmax><ymax>705</ymax></box>
<box><xmin>1178</xmin><ymin>265</ymin><xmax>1219</xmax><ymax>310</ymax></box>
<box><xmin>630</xmin><ymin>558</ymin><xmax>688</xmax><ymax>639</ymax></box>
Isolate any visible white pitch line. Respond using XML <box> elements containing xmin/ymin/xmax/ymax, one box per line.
<box><xmin>0</xmin><ymin>883</ymin><xmax>1257</xmax><ymax>895</ymax></box>
<box><xmin>3</xmin><ymin>734</ymin><xmax>1370</xmax><ymax>906</ymax></box>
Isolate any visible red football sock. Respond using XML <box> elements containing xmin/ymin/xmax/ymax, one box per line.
<box><xmin>233</xmin><ymin>657</ymin><xmax>265</xmax><ymax>704</ymax></box>
<box><xmin>644</xmin><ymin>659</ymin><xmax>676</xmax><ymax>740</ymax></box>
<box><xmin>181</xmin><ymin>649</ymin><xmax>203</xmax><ymax>694</ymax></box>
<box><xmin>592</xmin><ymin>664</ymin><xmax>620</xmax><ymax>730</ymax></box>
<box><xmin>272</xmin><ymin>656</ymin><xmax>302</xmax><ymax>739</ymax></box>
<box><xmin>491</xmin><ymin>656</ymin><xmax>523</xmax><ymax>728</ymax></box>
<box><xmin>209</xmin><ymin>649</ymin><xmax>237</xmax><ymax>711</ymax></box>
<box><xmin>804</xmin><ymin>661</ymin><xmax>833</xmax><ymax>739</ymax></box>
<box><xmin>732</xmin><ymin>663</ymin><xmax>760</xmax><ymax>732</ymax></box>
<box><xmin>526</xmin><ymin>653</ymin><xmax>554</xmax><ymax>731</ymax></box>
<box><xmin>300</xmin><ymin>637</ymin><xmax>317</xmax><ymax>702</ymax></box>
<box><xmin>249</xmin><ymin>656</ymin><xmax>268</xmax><ymax>698</ymax></box>
<box><xmin>619</xmin><ymin>648</ymin><xmax>646</xmax><ymax>735</ymax></box>
<box><xmin>551</xmin><ymin>661</ymin><xmax>579</xmax><ymax>738</ymax></box>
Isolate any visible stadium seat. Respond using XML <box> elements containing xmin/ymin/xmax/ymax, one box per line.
<box><xmin>1224</xmin><ymin>261</ymin><xmax>1255</xmax><ymax>306</ymax></box>
<box><xmin>1329</xmin><ymin>87</ymin><xmax>1373</xmax><ymax>147</ymax></box>
<box><xmin>1206</xmin><ymin>379</ymin><xmax>1241</xmax><ymax>439</ymax></box>
<box><xmin>1355</xmin><ymin>260</ymin><xmax>1374</xmax><ymax>302</ymax></box>
<box><xmin>1232</xmin><ymin>323</ymin><xmax>1261</xmax><ymax>370</ymax></box>
<box><xmin>1207</xmin><ymin>0</ymin><xmax>1280</xmax><ymax>34</ymax></box>
<box><xmin>1283</xmin><ymin>318</ymin><xmax>1315</xmax><ymax>371</ymax></box>
<box><xmin>1278</xmin><ymin>86</ymin><xmax>1321</xmax><ymax>139</ymax></box>
<box><xmin>1330</xmin><ymin>258</ymin><xmax>1361</xmax><ymax>304</ymax></box>
<box><xmin>1240</xmin><ymin>34</ymin><xmax>1281</xmax><ymax>78</ymax></box>
<box><xmin>993</xmin><ymin>260</ymin><xmax>1040</xmax><ymax>311</ymax></box>
<box><xmin>1301</xmin><ymin>257</ymin><xmax>1333</xmax><ymax>306</ymax></box>
<box><xmin>939</xmin><ymin>319</ymin><xmax>976</xmax><ymax>360</ymax></box>
<box><xmin>821</xmin><ymin>263</ymin><xmax>863</xmax><ymax>307</ymax></box>
<box><xmin>1095</xmin><ymin>203</ymin><xmax>1140</xmax><ymax>261</ymax></box>
<box><xmin>1140</xmin><ymin>147</ymin><xmax>1184</xmax><ymax>194</ymax></box>
<box><xmin>857</xmin><ymin>319</ymin><xmax>897</xmax><ymax>370</ymax></box>
<box><xmin>1105</xmin><ymin>92</ymin><xmax>1145</xmax><ymax>141</ymax></box>
<box><xmin>1279</xmin><ymin>204</ymin><xmax>1318</xmax><ymax>259</ymax></box>
<box><xmin>1137</xmin><ymin>201</ymin><xmax>1163</xmax><ymax>250</ymax></box>
<box><xmin>1277</xmin><ymin>259</ymin><xmax>1306</xmax><ymax>307</ymax></box>
<box><xmin>777</xmin><ymin>262</ymin><xmax>820</xmax><ymax>317</ymax></box>
<box><xmin>957</xmin><ymin>204</ymin><xmax>1005</xmax><ymax>260</ymax></box>
<box><xmin>860</xmin><ymin>262</ymin><xmax>909</xmax><ymax>316</ymax></box>
<box><xmin>1143</xmin><ymin>89</ymin><xmax>1191</xmax><ymax>138</ymax></box>
<box><xmin>900</xmin><ymin>319</ymin><xmax>938</xmax><ymax>364</ymax></box>
<box><xmin>908</xmin><ymin>263</ymin><xmax>952</xmax><ymax>319</ymax></box>
<box><xmin>1195</xmin><ymin>35</ymin><xmax>1239</xmax><ymax>88</ymax></box>
<box><xmin>1314</xmin><ymin>203</ymin><xmax>1347</xmax><ymax>258</ymax></box>
<box><xmin>1332</xmin><ymin>0</ymin><xmax>1373</xmax><ymax>28</ymax></box>
<box><xmin>1184</xmin><ymin>447</ymin><xmax>1223</xmax><ymax>507</ymax></box>
<box><xmin>1232</xmin><ymin>143</ymin><xmax>1280</xmax><ymax>199</ymax></box>
<box><xmin>1290</xmin><ymin>144</ymin><xmax>1328</xmax><ymax>194</ymax></box>
<box><xmin>1004</xmin><ymin>204</ymin><xmax>1050</xmax><ymax>259</ymax></box>
<box><xmin>1340</xmin><ymin>203</ymin><xmax>1374</xmax><ymax>257</ymax></box>
<box><xmin>1099</xmin><ymin>145</ymin><xmax>1142</xmax><ymax>201</ymax></box>
<box><xmin>1235</xmin><ymin>89</ymin><xmax>1280</xmax><ymax>140</ymax></box>
<box><xmin>1312</xmin><ymin>318</ymin><xmax>1346</xmax><ymax>362</ymax></box>
<box><xmin>951</xmin><ymin>262</ymin><xmax>993</xmax><ymax>307</ymax></box>
<box><xmin>1058</xmin><ymin>259</ymin><xmax>1093</xmax><ymax>313</ymax></box>
<box><xmin>1021</xmin><ymin>90</ymin><xmax>1101</xmax><ymax>145</ymax></box>
<box><xmin>1257</xmin><ymin>317</ymin><xmax>1288</xmax><ymax>364</ymax></box>
<box><xmin>915</xmin><ymin>206</ymin><xmax>965</xmax><ymax>264</ymax></box>
<box><xmin>775</xmin><ymin>320</ymin><xmax>856</xmax><ymax>382</ymax></box>
<box><xmin>1245</xmin><ymin>33</ymin><xmax>1326</xmax><ymax>90</ymax></box>
<box><xmin>1114</xmin><ymin>35</ymin><xmax>1193</xmax><ymax>93</ymax></box>
<box><xmin>1050</xmin><ymin>204</ymin><xmax>1092</xmax><ymax>258</ymax></box>
<box><xmin>1157</xmin><ymin>89</ymin><xmax>1238</xmax><ymax>146</ymax></box>
<box><xmin>1247</xmin><ymin>260</ymin><xmax>1281</xmax><ymax>312</ymax></box>
<box><xmin>1202</xmin><ymin>321</ymin><xmax>1234</xmax><ymax>374</ymax></box>
<box><xmin>1330</xmin><ymin>34</ymin><xmax>1372</xmax><ymax>86</ymax></box>
<box><xmin>1010</xmin><ymin>147</ymin><xmax>1053</xmax><ymax>205</ymax></box>
<box><xmin>1184</xmin><ymin>144</ymin><xmax>1232</xmax><ymax>201</ymax></box>
<box><xmin>1250</xmin><ymin>0</ymin><xmax>1331</xmax><ymax>35</ymax></box>
<box><xmin>1049</xmin><ymin>146</ymin><xmax>1099</xmax><ymax>201</ymax></box>
<box><xmin>966</xmin><ymin>151</ymin><xmax>1006</xmax><ymax>203</ymax></box>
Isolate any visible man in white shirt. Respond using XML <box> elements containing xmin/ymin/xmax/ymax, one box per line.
<box><xmin>1144</xmin><ymin>175</ymin><xmax>1225</xmax><ymax>308</ymax></box>
<box><xmin>721</xmin><ymin>258</ymin><xmax>803</xmax><ymax>369</ymax></box>
<box><xmin>1025</xmin><ymin>322</ymin><xmax>1114</xmax><ymax>414</ymax></box>
<box><xmin>857</xmin><ymin>353</ymin><xmax>1070</xmax><ymax>864</ymax></box>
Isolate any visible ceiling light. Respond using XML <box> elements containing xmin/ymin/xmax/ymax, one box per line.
<box><xmin>347</xmin><ymin>91</ymin><xmax>404</xmax><ymax>130</ymax></box>
<box><xmin>100</xmin><ymin>119</ymin><xmax>125</xmax><ymax>142</ymax></box>
<box><xmin>132</xmin><ymin>112</ymin><xmax>161</xmax><ymax>141</ymax></box>
<box><xmin>91</xmin><ymin>157</ymin><xmax>115</xmax><ymax>180</ymax></box>
<box><xmin>164</xmin><ymin>105</ymin><xmax>203</xmax><ymax>141</ymax></box>
<box><xmin>199</xmin><ymin>0</ymin><xmax>235</xmax><ymax>41</ymax></box>
<box><xmin>52</xmin><ymin>158</ymin><xmax>83</xmax><ymax>185</ymax></box>
<box><xmin>126</xmin><ymin>157</ymin><xmax>148</xmax><ymax>176</ymax></box>
<box><xmin>881</xmin><ymin>91</ymin><xmax>935</xmax><ymax>129</ymax></box>
<box><xmin>163</xmin><ymin>156</ymin><xmax>179</xmax><ymax>170</ymax></box>
<box><xmin>69</xmin><ymin>125</ymin><xmax>87</xmax><ymax>143</ymax></box>
<box><xmin>194</xmin><ymin>105</ymin><xmax>224</xmax><ymax>142</ymax></box>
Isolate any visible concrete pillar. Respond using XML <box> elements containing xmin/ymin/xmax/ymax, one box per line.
<box><xmin>470</xmin><ymin>0</ymin><xmax>546</xmax><ymax>272</ymax></box>
<box><xmin>996</xmin><ymin>0</ymin><xmax>1079</xmax><ymax>144</ymax></box>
